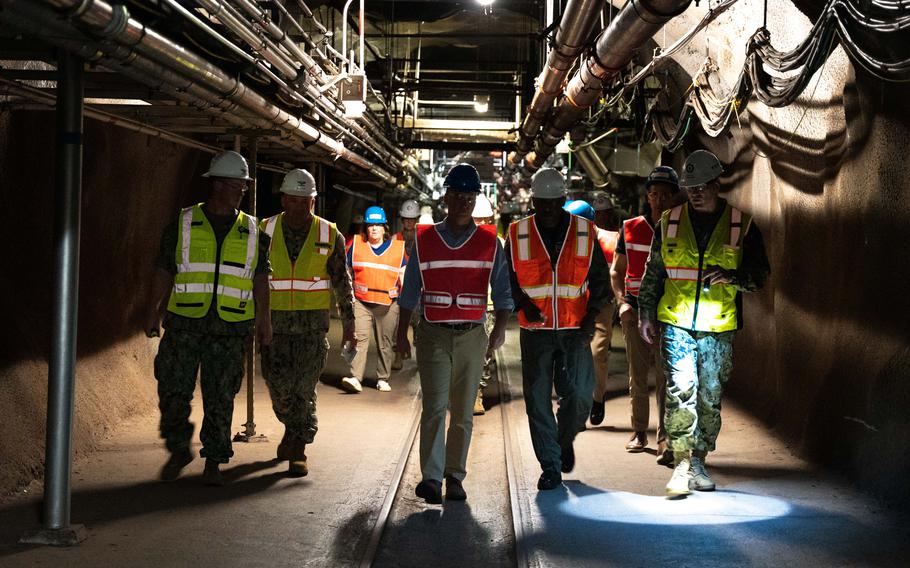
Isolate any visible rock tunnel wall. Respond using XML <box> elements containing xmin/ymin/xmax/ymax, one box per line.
<box><xmin>663</xmin><ymin>2</ymin><xmax>910</xmax><ymax>505</ymax></box>
<box><xmin>0</xmin><ymin>110</ymin><xmax>211</xmax><ymax>497</ymax></box>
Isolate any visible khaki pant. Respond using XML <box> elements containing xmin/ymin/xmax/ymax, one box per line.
<box><xmin>349</xmin><ymin>299</ymin><xmax>399</xmax><ymax>381</ymax></box>
<box><xmin>620</xmin><ymin>310</ymin><xmax>666</xmax><ymax>440</ymax></box>
<box><xmin>415</xmin><ymin>320</ymin><xmax>487</xmax><ymax>482</ymax></box>
<box><xmin>591</xmin><ymin>301</ymin><xmax>617</xmax><ymax>402</ymax></box>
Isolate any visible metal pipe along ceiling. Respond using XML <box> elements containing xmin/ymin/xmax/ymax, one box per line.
<box><xmin>510</xmin><ymin>0</ymin><xmax>603</xmax><ymax>165</ymax></box>
<box><xmin>527</xmin><ymin>0</ymin><xmax>692</xmax><ymax>170</ymax></box>
<box><xmin>11</xmin><ymin>0</ymin><xmax>396</xmax><ymax>184</ymax></box>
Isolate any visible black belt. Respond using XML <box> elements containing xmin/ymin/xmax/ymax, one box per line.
<box><xmin>423</xmin><ymin>319</ymin><xmax>481</xmax><ymax>331</ymax></box>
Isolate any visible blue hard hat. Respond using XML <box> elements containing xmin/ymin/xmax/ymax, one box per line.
<box><xmin>563</xmin><ymin>200</ymin><xmax>595</xmax><ymax>221</ymax></box>
<box><xmin>443</xmin><ymin>163</ymin><xmax>482</xmax><ymax>193</ymax></box>
<box><xmin>364</xmin><ymin>206</ymin><xmax>387</xmax><ymax>224</ymax></box>
<box><xmin>645</xmin><ymin>165</ymin><xmax>680</xmax><ymax>193</ymax></box>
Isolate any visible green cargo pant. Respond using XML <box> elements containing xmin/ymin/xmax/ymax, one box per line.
<box><xmin>261</xmin><ymin>332</ymin><xmax>329</xmax><ymax>444</ymax></box>
<box><xmin>154</xmin><ymin>330</ymin><xmax>247</xmax><ymax>463</ymax></box>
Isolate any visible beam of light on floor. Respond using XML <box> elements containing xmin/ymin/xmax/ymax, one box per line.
<box><xmin>556</xmin><ymin>490</ymin><xmax>792</xmax><ymax>525</ymax></box>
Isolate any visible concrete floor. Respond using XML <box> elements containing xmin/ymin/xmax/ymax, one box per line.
<box><xmin>1</xmin><ymin>318</ymin><xmax>908</xmax><ymax>567</ymax></box>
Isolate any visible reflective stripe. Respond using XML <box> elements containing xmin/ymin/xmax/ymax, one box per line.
<box><xmin>351</xmin><ymin>261</ymin><xmax>402</xmax><ymax>273</ymax></box>
<box><xmin>625</xmin><ymin>243</ymin><xmax>651</xmax><ymax>252</ymax></box>
<box><xmin>456</xmin><ymin>294</ymin><xmax>486</xmax><ymax>308</ymax></box>
<box><xmin>419</xmin><ymin>260</ymin><xmax>494</xmax><ymax>270</ymax></box>
<box><xmin>667</xmin><ymin>206</ymin><xmax>682</xmax><ymax>238</ymax></box>
<box><xmin>173</xmin><ymin>282</ymin><xmax>213</xmax><ymax>294</ymax></box>
<box><xmin>555</xmin><ymin>284</ymin><xmax>586</xmax><ymax>298</ymax></box>
<box><xmin>178</xmin><ymin>262</ymin><xmax>217</xmax><ymax>274</ymax></box>
<box><xmin>423</xmin><ymin>292</ymin><xmax>453</xmax><ymax>307</ymax></box>
<box><xmin>729</xmin><ymin>208</ymin><xmax>742</xmax><ymax>247</ymax></box>
<box><xmin>319</xmin><ymin>218</ymin><xmax>329</xmax><ymax>243</ymax></box>
<box><xmin>243</xmin><ymin>215</ymin><xmax>257</xmax><ymax>271</ymax></box>
<box><xmin>517</xmin><ymin>219</ymin><xmax>530</xmax><ymax>261</ymax></box>
<box><xmin>666</xmin><ymin>267</ymin><xmax>700</xmax><ymax>281</ymax></box>
<box><xmin>180</xmin><ymin>207</ymin><xmax>193</xmax><ymax>266</ymax></box>
<box><xmin>218</xmin><ymin>284</ymin><xmax>253</xmax><ymax>300</ymax></box>
<box><xmin>264</xmin><ymin>216</ymin><xmax>278</xmax><ymax>238</ymax></box>
<box><xmin>270</xmin><ymin>279</ymin><xmax>331</xmax><ymax>292</ymax></box>
<box><xmin>576</xmin><ymin>220</ymin><xmax>589</xmax><ymax>257</ymax></box>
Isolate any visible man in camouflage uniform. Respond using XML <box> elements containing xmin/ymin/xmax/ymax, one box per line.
<box><xmin>638</xmin><ymin>151</ymin><xmax>770</xmax><ymax>498</ymax></box>
<box><xmin>259</xmin><ymin>168</ymin><xmax>355</xmax><ymax>476</ymax></box>
<box><xmin>146</xmin><ymin>150</ymin><xmax>272</xmax><ymax>487</ymax></box>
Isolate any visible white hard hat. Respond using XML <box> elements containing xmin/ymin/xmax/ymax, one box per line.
<box><xmin>592</xmin><ymin>193</ymin><xmax>614</xmax><ymax>211</ymax></box>
<box><xmin>472</xmin><ymin>194</ymin><xmax>494</xmax><ymax>218</ymax></box>
<box><xmin>417</xmin><ymin>213</ymin><xmax>434</xmax><ymax>225</ymax></box>
<box><xmin>399</xmin><ymin>199</ymin><xmax>420</xmax><ymax>218</ymax></box>
<box><xmin>530</xmin><ymin>168</ymin><xmax>566</xmax><ymax>199</ymax></box>
<box><xmin>678</xmin><ymin>150</ymin><xmax>724</xmax><ymax>187</ymax></box>
<box><xmin>279</xmin><ymin>168</ymin><xmax>317</xmax><ymax>197</ymax></box>
<box><xmin>203</xmin><ymin>150</ymin><xmax>252</xmax><ymax>181</ymax></box>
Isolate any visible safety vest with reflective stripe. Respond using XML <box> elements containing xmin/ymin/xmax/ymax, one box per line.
<box><xmin>596</xmin><ymin>228</ymin><xmax>619</xmax><ymax>266</ymax></box>
<box><xmin>167</xmin><ymin>203</ymin><xmax>259</xmax><ymax>322</ymax></box>
<box><xmin>262</xmin><ymin>213</ymin><xmax>336</xmax><ymax>311</ymax></box>
<box><xmin>622</xmin><ymin>216</ymin><xmax>654</xmax><ymax>297</ymax></box>
<box><xmin>351</xmin><ymin>235</ymin><xmax>406</xmax><ymax>306</ymax></box>
<box><xmin>656</xmin><ymin>203</ymin><xmax>751</xmax><ymax>332</ymax></box>
<box><xmin>509</xmin><ymin>214</ymin><xmax>594</xmax><ymax>330</ymax></box>
<box><xmin>416</xmin><ymin>223</ymin><xmax>497</xmax><ymax>323</ymax></box>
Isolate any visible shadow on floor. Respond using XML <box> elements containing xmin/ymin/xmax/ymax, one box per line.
<box><xmin>0</xmin><ymin>459</ymin><xmax>285</xmax><ymax>556</ymax></box>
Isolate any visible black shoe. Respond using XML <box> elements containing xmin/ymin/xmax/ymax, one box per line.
<box><xmin>160</xmin><ymin>450</ymin><xmax>193</xmax><ymax>482</ymax></box>
<box><xmin>415</xmin><ymin>479</ymin><xmax>443</xmax><ymax>504</ymax></box>
<box><xmin>537</xmin><ymin>470</ymin><xmax>563</xmax><ymax>491</ymax></box>
<box><xmin>560</xmin><ymin>443</ymin><xmax>575</xmax><ymax>473</ymax></box>
<box><xmin>202</xmin><ymin>459</ymin><xmax>224</xmax><ymax>487</ymax></box>
<box><xmin>589</xmin><ymin>398</ymin><xmax>605</xmax><ymax>426</ymax></box>
<box><xmin>276</xmin><ymin>431</ymin><xmax>291</xmax><ymax>461</ymax></box>
<box><xmin>445</xmin><ymin>476</ymin><xmax>467</xmax><ymax>501</ymax></box>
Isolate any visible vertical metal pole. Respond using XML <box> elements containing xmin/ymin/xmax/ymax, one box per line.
<box><xmin>46</xmin><ymin>50</ymin><xmax>83</xmax><ymax>531</ymax></box>
<box><xmin>242</xmin><ymin>137</ymin><xmax>259</xmax><ymax>439</ymax></box>
<box><xmin>21</xmin><ymin>51</ymin><xmax>88</xmax><ymax>546</ymax></box>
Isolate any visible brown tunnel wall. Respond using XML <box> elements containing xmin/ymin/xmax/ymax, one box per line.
<box><xmin>725</xmin><ymin>65</ymin><xmax>910</xmax><ymax>505</ymax></box>
<box><xmin>0</xmin><ymin>110</ymin><xmax>211</xmax><ymax>496</ymax></box>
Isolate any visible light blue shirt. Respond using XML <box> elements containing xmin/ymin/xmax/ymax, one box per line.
<box><xmin>399</xmin><ymin>221</ymin><xmax>514</xmax><ymax>321</ymax></box>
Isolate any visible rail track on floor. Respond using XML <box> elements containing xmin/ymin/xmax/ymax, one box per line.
<box><xmin>356</xmin><ymin>347</ymin><xmax>528</xmax><ymax>568</ymax></box>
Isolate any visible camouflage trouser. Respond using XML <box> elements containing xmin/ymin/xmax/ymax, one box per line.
<box><xmin>154</xmin><ymin>330</ymin><xmax>247</xmax><ymax>463</ymax></box>
<box><xmin>521</xmin><ymin>328</ymin><xmax>595</xmax><ymax>473</ymax></box>
<box><xmin>260</xmin><ymin>333</ymin><xmax>329</xmax><ymax>444</ymax></box>
<box><xmin>661</xmin><ymin>325</ymin><xmax>735</xmax><ymax>453</ymax></box>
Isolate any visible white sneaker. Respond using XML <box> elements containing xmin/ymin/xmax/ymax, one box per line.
<box><xmin>666</xmin><ymin>458</ymin><xmax>693</xmax><ymax>498</ymax></box>
<box><xmin>689</xmin><ymin>457</ymin><xmax>715</xmax><ymax>491</ymax></box>
<box><xmin>341</xmin><ymin>377</ymin><xmax>362</xmax><ymax>393</ymax></box>
<box><xmin>376</xmin><ymin>380</ymin><xmax>391</xmax><ymax>392</ymax></box>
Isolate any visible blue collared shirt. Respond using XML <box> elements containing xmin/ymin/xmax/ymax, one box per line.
<box><xmin>398</xmin><ymin>220</ymin><xmax>514</xmax><ymax>321</ymax></box>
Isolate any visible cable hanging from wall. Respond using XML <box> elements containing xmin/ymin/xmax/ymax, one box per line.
<box><xmin>648</xmin><ymin>0</ymin><xmax>910</xmax><ymax>147</ymax></box>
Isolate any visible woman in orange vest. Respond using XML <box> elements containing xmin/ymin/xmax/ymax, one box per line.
<box><xmin>341</xmin><ymin>206</ymin><xmax>407</xmax><ymax>393</ymax></box>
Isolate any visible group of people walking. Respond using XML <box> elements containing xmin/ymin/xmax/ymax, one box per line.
<box><xmin>146</xmin><ymin>149</ymin><xmax>768</xmax><ymax>500</ymax></box>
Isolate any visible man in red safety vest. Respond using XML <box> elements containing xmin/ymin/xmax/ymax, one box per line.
<box><xmin>610</xmin><ymin>166</ymin><xmax>679</xmax><ymax>465</ymax></box>
<box><xmin>395</xmin><ymin>163</ymin><xmax>513</xmax><ymax>505</ymax></box>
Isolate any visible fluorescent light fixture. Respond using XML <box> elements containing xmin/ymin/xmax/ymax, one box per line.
<box><xmin>477</xmin><ymin>0</ymin><xmax>495</xmax><ymax>5</ymax></box>
<box><xmin>473</xmin><ymin>94</ymin><xmax>489</xmax><ymax>113</ymax></box>
<box><xmin>84</xmin><ymin>98</ymin><xmax>150</xmax><ymax>106</ymax></box>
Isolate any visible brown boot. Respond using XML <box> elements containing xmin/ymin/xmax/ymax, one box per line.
<box><xmin>473</xmin><ymin>389</ymin><xmax>485</xmax><ymax>415</ymax></box>
<box><xmin>276</xmin><ymin>430</ymin><xmax>291</xmax><ymax>461</ymax></box>
<box><xmin>288</xmin><ymin>441</ymin><xmax>308</xmax><ymax>477</ymax></box>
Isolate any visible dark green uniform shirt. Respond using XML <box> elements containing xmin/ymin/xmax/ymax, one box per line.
<box><xmin>157</xmin><ymin>206</ymin><xmax>271</xmax><ymax>336</ymax></box>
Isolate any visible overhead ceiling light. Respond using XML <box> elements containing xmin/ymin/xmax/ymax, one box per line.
<box><xmin>477</xmin><ymin>0</ymin><xmax>495</xmax><ymax>5</ymax></box>
<box><xmin>473</xmin><ymin>94</ymin><xmax>489</xmax><ymax>113</ymax></box>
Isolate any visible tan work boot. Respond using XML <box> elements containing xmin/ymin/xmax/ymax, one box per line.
<box><xmin>665</xmin><ymin>452</ymin><xmax>692</xmax><ymax>498</ymax></box>
<box><xmin>473</xmin><ymin>389</ymin><xmax>485</xmax><ymax>415</ymax></box>
<box><xmin>288</xmin><ymin>441</ymin><xmax>308</xmax><ymax>477</ymax></box>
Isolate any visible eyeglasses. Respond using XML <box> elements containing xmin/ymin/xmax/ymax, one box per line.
<box><xmin>686</xmin><ymin>184</ymin><xmax>709</xmax><ymax>193</ymax></box>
